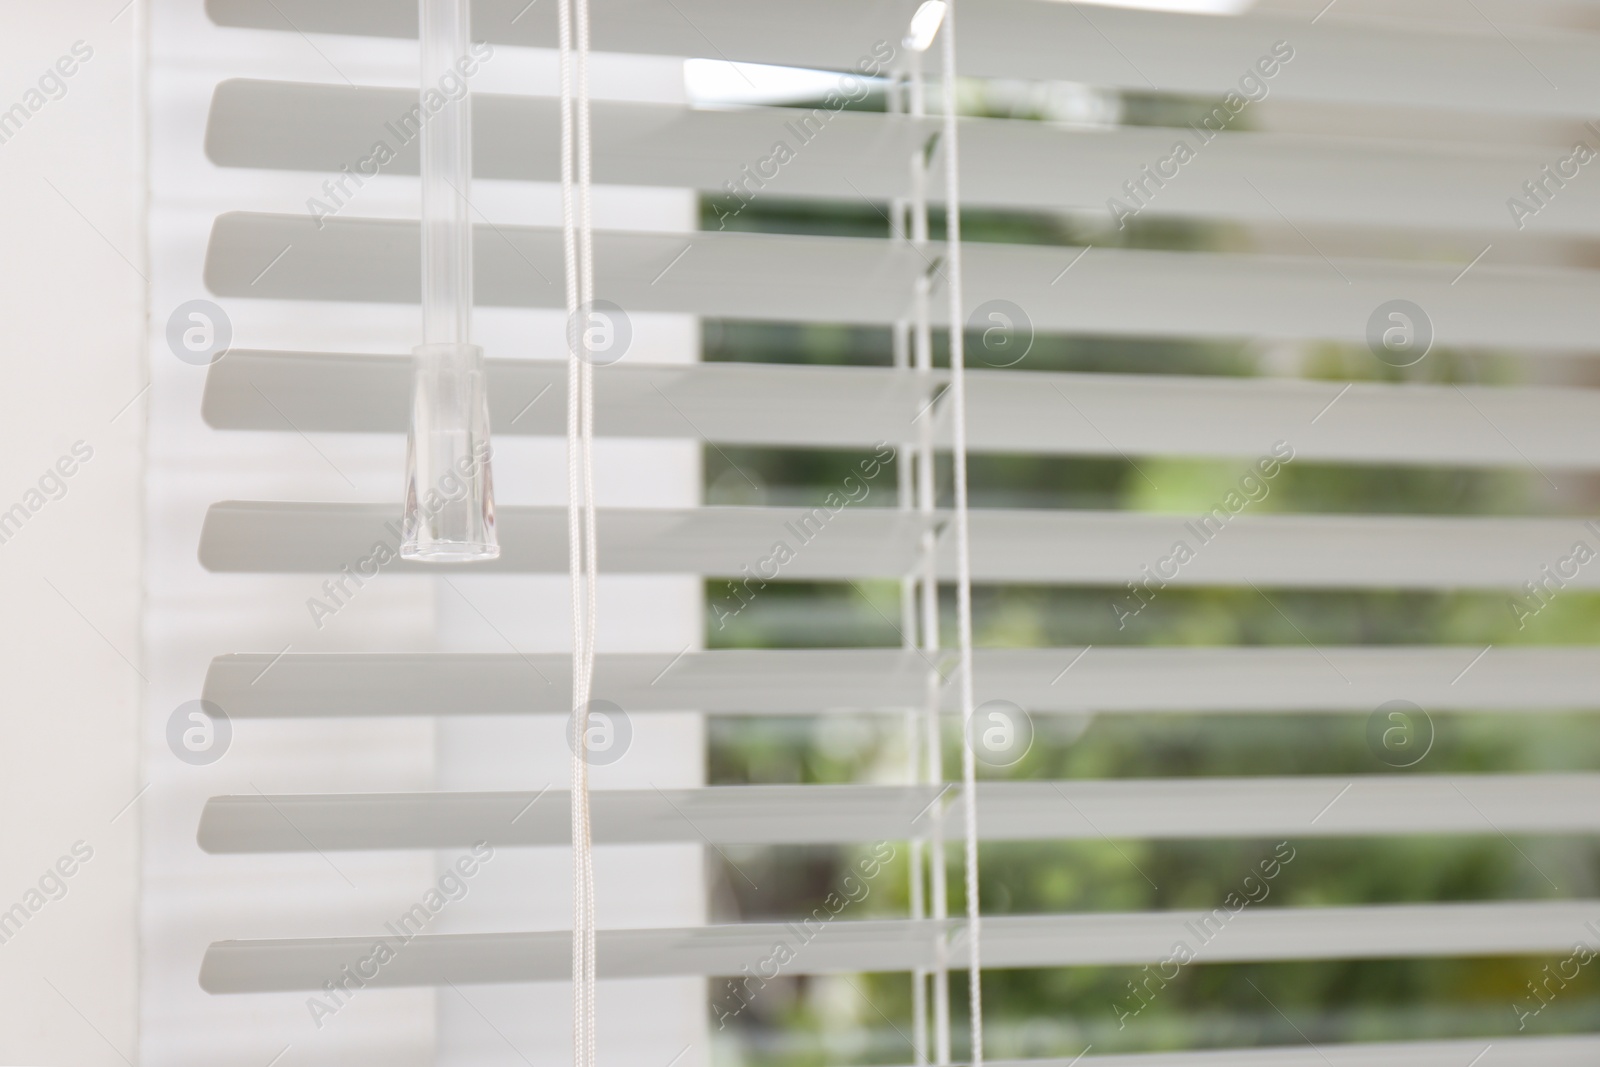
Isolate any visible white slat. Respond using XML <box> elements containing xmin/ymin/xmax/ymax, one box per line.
<box><xmin>198</xmin><ymin>900</ymin><xmax>1600</xmax><ymax>991</ymax></box>
<box><xmin>197</xmin><ymin>501</ymin><xmax>1600</xmax><ymax>590</ymax></box>
<box><xmin>207</xmin><ymin>351</ymin><xmax>1600</xmax><ymax>470</ymax></box>
<box><xmin>205</xmin><ymin>213</ymin><xmax>1600</xmax><ymax>350</ymax></box>
<box><xmin>197</xmin><ymin>775</ymin><xmax>1600</xmax><ymax>852</ymax></box>
<box><xmin>206</xmin><ymin>80</ymin><xmax>1599</xmax><ymax>235</ymax></box>
<box><xmin>203</xmin><ymin>647</ymin><xmax>1600</xmax><ymax>717</ymax></box>
<box><xmin>976</xmin><ymin>1038</ymin><xmax>1600</xmax><ymax>1067</ymax></box>
<box><xmin>202</xmin><ymin>0</ymin><xmax>1600</xmax><ymax>118</ymax></box>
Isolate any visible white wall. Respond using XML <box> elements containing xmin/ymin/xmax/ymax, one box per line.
<box><xmin>0</xmin><ymin>2</ymin><xmax>146</xmax><ymax>1063</ymax></box>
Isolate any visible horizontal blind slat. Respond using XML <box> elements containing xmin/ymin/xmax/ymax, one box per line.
<box><xmin>943</xmin><ymin>1038</ymin><xmax>1600</xmax><ymax>1067</ymax></box>
<box><xmin>198</xmin><ymin>900</ymin><xmax>1600</xmax><ymax>990</ymax></box>
<box><xmin>198</xmin><ymin>501</ymin><xmax>1600</xmax><ymax>589</ymax></box>
<box><xmin>207</xmin><ymin>351</ymin><xmax>1600</xmax><ymax>469</ymax></box>
<box><xmin>203</xmin><ymin>647</ymin><xmax>1600</xmax><ymax>716</ymax></box>
<box><xmin>205</xmin><ymin>213</ymin><xmax>1600</xmax><ymax>349</ymax></box>
<box><xmin>203</xmin><ymin>0</ymin><xmax>1600</xmax><ymax>118</ymax></box>
<box><xmin>198</xmin><ymin>775</ymin><xmax>1600</xmax><ymax>851</ymax></box>
<box><xmin>208</xmin><ymin>80</ymin><xmax>1600</xmax><ymax>235</ymax></box>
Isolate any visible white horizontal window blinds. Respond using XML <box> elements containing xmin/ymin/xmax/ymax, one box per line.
<box><xmin>149</xmin><ymin>2</ymin><xmax>706</xmax><ymax>1065</ymax></box>
<box><xmin>163</xmin><ymin>1</ymin><xmax>1600</xmax><ymax>1066</ymax></box>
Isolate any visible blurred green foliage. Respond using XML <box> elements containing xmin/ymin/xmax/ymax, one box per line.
<box><xmin>693</xmin><ymin>84</ymin><xmax>1600</xmax><ymax>1064</ymax></box>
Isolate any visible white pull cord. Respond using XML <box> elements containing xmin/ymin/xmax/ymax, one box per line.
<box><xmin>558</xmin><ymin>0</ymin><xmax>599</xmax><ymax>1062</ymax></box>
<box><xmin>898</xmin><ymin>42</ymin><xmax>949</xmax><ymax>1067</ymax></box>
<box><xmin>937</xmin><ymin>4</ymin><xmax>985</xmax><ymax>1065</ymax></box>
<box><xmin>559</xmin><ymin>7</ymin><xmax>970</xmax><ymax>1067</ymax></box>
<box><xmin>889</xmin><ymin>65</ymin><xmax>932</xmax><ymax>1067</ymax></box>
